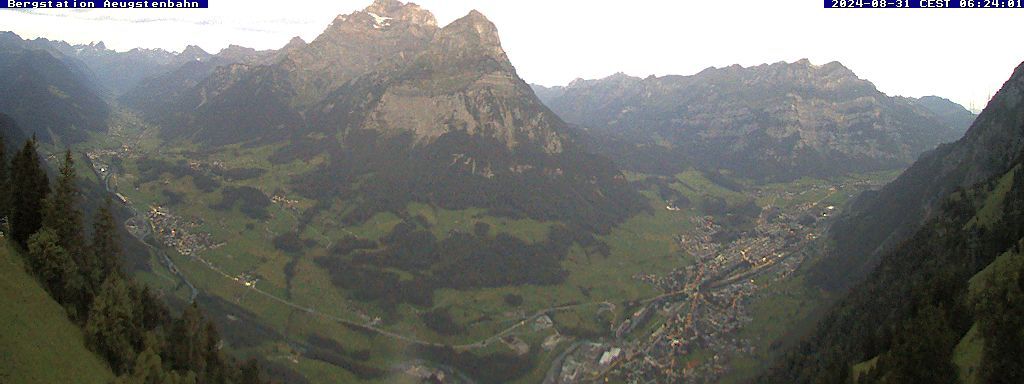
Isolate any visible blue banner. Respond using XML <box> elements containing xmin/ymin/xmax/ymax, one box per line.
<box><xmin>826</xmin><ymin>0</ymin><xmax>1024</xmax><ymax>7</ymax></box>
<box><xmin>3</xmin><ymin>0</ymin><xmax>207</xmax><ymax>8</ymax></box>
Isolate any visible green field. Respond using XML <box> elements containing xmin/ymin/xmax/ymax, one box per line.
<box><xmin>952</xmin><ymin>323</ymin><xmax>983</xmax><ymax>384</ymax></box>
<box><xmin>81</xmin><ymin>124</ymin><xmax>900</xmax><ymax>383</ymax></box>
<box><xmin>110</xmin><ymin>149</ymin><xmax>700</xmax><ymax>381</ymax></box>
<box><xmin>0</xmin><ymin>239</ymin><xmax>114</xmax><ymax>384</ymax></box>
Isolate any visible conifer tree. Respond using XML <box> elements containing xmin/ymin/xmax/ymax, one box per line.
<box><xmin>27</xmin><ymin>228</ymin><xmax>83</xmax><ymax>316</ymax></box>
<box><xmin>168</xmin><ymin>302</ymin><xmax>208</xmax><ymax>376</ymax></box>
<box><xmin>884</xmin><ymin>305</ymin><xmax>957</xmax><ymax>384</ymax></box>
<box><xmin>9</xmin><ymin>137</ymin><xmax>49</xmax><ymax>248</ymax></box>
<box><xmin>132</xmin><ymin>284</ymin><xmax>169</xmax><ymax>337</ymax></box>
<box><xmin>202</xmin><ymin>321</ymin><xmax>227</xmax><ymax>384</ymax></box>
<box><xmin>91</xmin><ymin>198</ymin><xmax>123</xmax><ymax>289</ymax></box>
<box><xmin>976</xmin><ymin>255</ymin><xmax>1024</xmax><ymax>383</ymax></box>
<box><xmin>45</xmin><ymin>149</ymin><xmax>86</xmax><ymax>268</ymax></box>
<box><xmin>115</xmin><ymin>333</ymin><xmax>196</xmax><ymax>384</ymax></box>
<box><xmin>238</xmin><ymin>359</ymin><xmax>265</xmax><ymax>384</ymax></box>
<box><xmin>86</xmin><ymin>275</ymin><xmax>138</xmax><ymax>374</ymax></box>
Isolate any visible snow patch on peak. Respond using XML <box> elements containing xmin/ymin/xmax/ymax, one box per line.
<box><xmin>367</xmin><ymin>11</ymin><xmax>393</xmax><ymax>29</ymax></box>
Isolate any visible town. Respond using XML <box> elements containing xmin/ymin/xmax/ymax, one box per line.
<box><xmin>545</xmin><ymin>177</ymin><xmax>890</xmax><ymax>383</ymax></box>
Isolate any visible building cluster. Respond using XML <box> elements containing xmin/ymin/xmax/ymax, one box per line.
<box><xmin>553</xmin><ymin>184</ymin><xmax>851</xmax><ymax>383</ymax></box>
<box><xmin>148</xmin><ymin>206</ymin><xmax>221</xmax><ymax>257</ymax></box>
<box><xmin>558</xmin><ymin>342</ymin><xmax>627</xmax><ymax>383</ymax></box>
<box><xmin>271</xmin><ymin>194</ymin><xmax>301</xmax><ymax>210</ymax></box>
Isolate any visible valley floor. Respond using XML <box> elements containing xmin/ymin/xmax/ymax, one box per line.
<box><xmin>57</xmin><ymin>108</ymin><xmax>897</xmax><ymax>383</ymax></box>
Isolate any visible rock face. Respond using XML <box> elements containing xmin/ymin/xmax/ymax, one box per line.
<box><xmin>812</xmin><ymin>60</ymin><xmax>1024</xmax><ymax>290</ymax></box>
<box><xmin>763</xmin><ymin>61</ymin><xmax>1024</xmax><ymax>384</ymax></box>
<box><xmin>150</xmin><ymin>0</ymin><xmax>569</xmax><ymax>154</ymax></box>
<box><xmin>127</xmin><ymin>0</ymin><xmax>644</xmax><ymax>231</ymax></box>
<box><xmin>282</xmin><ymin>0</ymin><xmax>438</xmax><ymax>106</ymax></box>
<box><xmin>534</xmin><ymin>60</ymin><xmax>972</xmax><ymax>180</ymax></box>
<box><xmin>313</xmin><ymin>8</ymin><xmax>565</xmax><ymax>153</ymax></box>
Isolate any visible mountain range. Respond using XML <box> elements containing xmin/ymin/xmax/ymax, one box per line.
<box><xmin>118</xmin><ymin>0</ymin><xmax>646</xmax><ymax>232</ymax></box>
<box><xmin>0</xmin><ymin>32</ymin><xmax>110</xmax><ymax>144</ymax></box>
<box><xmin>765</xmin><ymin>60</ymin><xmax>1024</xmax><ymax>384</ymax></box>
<box><xmin>533</xmin><ymin>62</ymin><xmax>974</xmax><ymax>181</ymax></box>
<box><xmin>1</xmin><ymin>1</ymin><xmax>1014</xmax><ymax>382</ymax></box>
<box><xmin>809</xmin><ymin>61</ymin><xmax>1024</xmax><ymax>291</ymax></box>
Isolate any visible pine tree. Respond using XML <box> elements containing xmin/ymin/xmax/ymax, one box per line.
<box><xmin>44</xmin><ymin>149</ymin><xmax>86</xmax><ymax>270</ymax></box>
<box><xmin>976</xmin><ymin>254</ymin><xmax>1024</xmax><ymax>383</ymax></box>
<box><xmin>132</xmin><ymin>284</ymin><xmax>170</xmax><ymax>336</ymax></box>
<box><xmin>202</xmin><ymin>320</ymin><xmax>227</xmax><ymax>384</ymax></box>
<box><xmin>91</xmin><ymin>198</ymin><xmax>123</xmax><ymax>289</ymax></box>
<box><xmin>86</xmin><ymin>275</ymin><xmax>138</xmax><ymax>374</ymax></box>
<box><xmin>883</xmin><ymin>305</ymin><xmax>958</xmax><ymax>384</ymax></box>
<box><xmin>8</xmin><ymin>137</ymin><xmax>49</xmax><ymax>248</ymax></box>
<box><xmin>115</xmin><ymin>333</ymin><xmax>196</xmax><ymax>384</ymax></box>
<box><xmin>27</xmin><ymin>228</ymin><xmax>84</xmax><ymax>316</ymax></box>
<box><xmin>168</xmin><ymin>302</ymin><xmax>208</xmax><ymax>377</ymax></box>
<box><xmin>237</xmin><ymin>359</ymin><xmax>264</xmax><ymax>384</ymax></box>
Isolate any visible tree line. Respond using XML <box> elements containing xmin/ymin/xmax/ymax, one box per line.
<box><xmin>0</xmin><ymin>134</ymin><xmax>273</xmax><ymax>384</ymax></box>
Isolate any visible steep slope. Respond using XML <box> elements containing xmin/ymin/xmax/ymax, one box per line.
<box><xmin>42</xmin><ymin>39</ymin><xmax>216</xmax><ymax>96</ymax></box>
<box><xmin>133</xmin><ymin>0</ymin><xmax>646</xmax><ymax>232</ymax></box>
<box><xmin>147</xmin><ymin>0</ymin><xmax>439</xmax><ymax>144</ymax></box>
<box><xmin>285</xmin><ymin>0</ymin><xmax>439</xmax><ymax>105</ymax></box>
<box><xmin>0</xmin><ymin>240</ymin><xmax>114</xmax><ymax>384</ymax></box>
<box><xmin>17</xmin><ymin>33</ymin><xmax>272</xmax><ymax>98</ymax></box>
<box><xmin>119</xmin><ymin>44</ymin><xmax>280</xmax><ymax>126</ymax></box>
<box><xmin>811</xmin><ymin>61</ymin><xmax>1024</xmax><ymax>291</ymax></box>
<box><xmin>761</xmin><ymin>61</ymin><xmax>1024</xmax><ymax>383</ymax></box>
<box><xmin>0</xmin><ymin>35</ymin><xmax>110</xmax><ymax>144</ymax></box>
<box><xmin>312</xmin><ymin>9</ymin><xmax>565</xmax><ymax>152</ymax></box>
<box><xmin>911</xmin><ymin>95</ymin><xmax>977</xmax><ymax>132</ymax></box>
<box><xmin>0</xmin><ymin>113</ymin><xmax>27</xmax><ymax>152</ymax></box>
<box><xmin>535</xmin><ymin>61</ymin><xmax>969</xmax><ymax>181</ymax></box>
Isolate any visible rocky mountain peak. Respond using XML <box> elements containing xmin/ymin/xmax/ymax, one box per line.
<box><xmin>217</xmin><ymin>44</ymin><xmax>255</xmax><ymax>56</ymax></box>
<box><xmin>432</xmin><ymin>10</ymin><xmax>506</xmax><ymax>63</ymax></box>
<box><xmin>180</xmin><ymin>45</ymin><xmax>211</xmax><ymax>61</ymax></box>
<box><xmin>284</xmin><ymin>36</ymin><xmax>306</xmax><ymax>48</ymax></box>
<box><xmin>331</xmin><ymin>0</ymin><xmax>437</xmax><ymax>30</ymax></box>
<box><xmin>818</xmin><ymin>60</ymin><xmax>857</xmax><ymax>77</ymax></box>
<box><xmin>363</xmin><ymin>0</ymin><xmax>437</xmax><ymax>27</ymax></box>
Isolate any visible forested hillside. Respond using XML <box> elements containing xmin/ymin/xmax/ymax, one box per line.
<box><xmin>0</xmin><ymin>33</ymin><xmax>110</xmax><ymax>144</ymax></box>
<box><xmin>810</xmin><ymin>61</ymin><xmax>1024</xmax><ymax>291</ymax></box>
<box><xmin>762</xmin><ymin>156</ymin><xmax>1024</xmax><ymax>384</ymax></box>
<box><xmin>762</xmin><ymin>62</ymin><xmax>1024</xmax><ymax>383</ymax></box>
<box><xmin>0</xmin><ymin>131</ymin><xmax>275</xmax><ymax>384</ymax></box>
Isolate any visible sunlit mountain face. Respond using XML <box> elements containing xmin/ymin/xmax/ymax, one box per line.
<box><xmin>1</xmin><ymin>1</ymin><xmax>1020</xmax><ymax>383</ymax></box>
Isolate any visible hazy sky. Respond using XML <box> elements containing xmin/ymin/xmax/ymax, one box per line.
<box><xmin>2</xmin><ymin>1</ymin><xmax>1022</xmax><ymax>111</ymax></box>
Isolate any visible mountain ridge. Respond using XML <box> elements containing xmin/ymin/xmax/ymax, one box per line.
<box><xmin>122</xmin><ymin>0</ymin><xmax>646</xmax><ymax>232</ymax></box>
<box><xmin>532</xmin><ymin>60</ymin><xmax>973</xmax><ymax>181</ymax></box>
<box><xmin>763</xmin><ymin>59</ymin><xmax>1024</xmax><ymax>383</ymax></box>
<box><xmin>811</xmin><ymin>60</ymin><xmax>1024</xmax><ymax>290</ymax></box>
